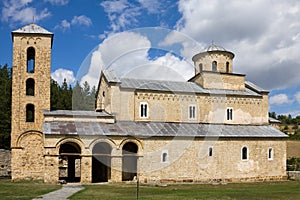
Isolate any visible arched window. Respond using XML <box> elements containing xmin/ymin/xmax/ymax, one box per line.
<box><xmin>208</xmin><ymin>147</ymin><xmax>213</xmax><ymax>157</ymax></box>
<box><xmin>199</xmin><ymin>63</ymin><xmax>203</xmax><ymax>73</ymax></box>
<box><xmin>241</xmin><ymin>146</ymin><xmax>248</xmax><ymax>160</ymax></box>
<box><xmin>268</xmin><ymin>147</ymin><xmax>274</xmax><ymax>160</ymax></box>
<box><xmin>212</xmin><ymin>61</ymin><xmax>217</xmax><ymax>72</ymax></box>
<box><xmin>162</xmin><ymin>151</ymin><xmax>168</xmax><ymax>163</ymax></box>
<box><xmin>26</xmin><ymin>104</ymin><xmax>34</xmax><ymax>122</ymax></box>
<box><xmin>27</xmin><ymin>47</ymin><xmax>35</xmax><ymax>73</ymax></box>
<box><xmin>226</xmin><ymin>62</ymin><xmax>230</xmax><ymax>73</ymax></box>
<box><xmin>26</xmin><ymin>78</ymin><xmax>34</xmax><ymax>96</ymax></box>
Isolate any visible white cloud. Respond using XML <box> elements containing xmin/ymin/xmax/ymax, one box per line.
<box><xmin>44</xmin><ymin>0</ymin><xmax>69</xmax><ymax>6</ymax></box>
<box><xmin>2</xmin><ymin>0</ymin><xmax>51</xmax><ymax>25</ymax></box>
<box><xmin>55</xmin><ymin>15</ymin><xmax>92</xmax><ymax>31</ymax></box>
<box><xmin>164</xmin><ymin>0</ymin><xmax>300</xmax><ymax>90</ymax></box>
<box><xmin>51</xmin><ymin>68</ymin><xmax>75</xmax><ymax>86</ymax></box>
<box><xmin>295</xmin><ymin>92</ymin><xmax>300</xmax><ymax>104</ymax></box>
<box><xmin>79</xmin><ymin>30</ymin><xmax>194</xmax><ymax>87</ymax></box>
<box><xmin>269</xmin><ymin>94</ymin><xmax>293</xmax><ymax>105</ymax></box>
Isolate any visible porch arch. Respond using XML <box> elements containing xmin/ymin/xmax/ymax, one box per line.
<box><xmin>92</xmin><ymin>142</ymin><xmax>112</xmax><ymax>183</ymax></box>
<box><xmin>122</xmin><ymin>142</ymin><xmax>139</xmax><ymax>181</ymax></box>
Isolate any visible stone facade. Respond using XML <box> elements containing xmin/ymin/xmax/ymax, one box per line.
<box><xmin>10</xmin><ymin>24</ymin><xmax>287</xmax><ymax>183</ymax></box>
<box><xmin>0</xmin><ymin>149</ymin><xmax>11</xmax><ymax>177</ymax></box>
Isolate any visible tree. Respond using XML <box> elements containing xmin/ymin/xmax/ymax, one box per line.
<box><xmin>0</xmin><ymin>64</ymin><xmax>12</xmax><ymax>149</ymax></box>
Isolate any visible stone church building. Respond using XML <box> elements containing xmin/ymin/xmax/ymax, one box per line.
<box><xmin>11</xmin><ymin>23</ymin><xmax>287</xmax><ymax>183</ymax></box>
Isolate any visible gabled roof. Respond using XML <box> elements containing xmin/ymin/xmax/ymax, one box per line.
<box><xmin>245</xmin><ymin>81</ymin><xmax>269</xmax><ymax>93</ymax></box>
<box><xmin>12</xmin><ymin>23</ymin><xmax>53</xmax><ymax>35</ymax></box>
<box><xmin>43</xmin><ymin>121</ymin><xmax>287</xmax><ymax>138</ymax></box>
<box><xmin>102</xmin><ymin>69</ymin><xmax>121</xmax><ymax>83</ymax></box>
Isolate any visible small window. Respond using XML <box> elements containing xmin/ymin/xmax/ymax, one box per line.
<box><xmin>26</xmin><ymin>78</ymin><xmax>35</xmax><ymax>96</ymax></box>
<box><xmin>140</xmin><ymin>102</ymin><xmax>148</xmax><ymax>118</ymax></box>
<box><xmin>226</xmin><ymin>62</ymin><xmax>230</xmax><ymax>73</ymax></box>
<box><xmin>241</xmin><ymin>146</ymin><xmax>248</xmax><ymax>160</ymax></box>
<box><xmin>227</xmin><ymin>108</ymin><xmax>233</xmax><ymax>121</ymax></box>
<box><xmin>208</xmin><ymin>147</ymin><xmax>213</xmax><ymax>157</ymax></box>
<box><xmin>189</xmin><ymin>105</ymin><xmax>196</xmax><ymax>119</ymax></box>
<box><xmin>26</xmin><ymin>104</ymin><xmax>34</xmax><ymax>122</ymax></box>
<box><xmin>102</xmin><ymin>91</ymin><xmax>105</xmax><ymax>97</ymax></box>
<box><xmin>27</xmin><ymin>47</ymin><xmax>35</xmax><ymax>73</ymax></box>
<box><xmin>199</xmin><ymin>63</ymin><xmax>203</xmax><ymax>72</ymax></box>
<box><xmin>161</xmin><ymin>151</ymin><xmax>168</xmax><ymax>163</ymax></box>
<box><xmin>268</xmin><ymin>148</ymin><xmax>274</xmax><ymax>160</ymax></box>
<box><xmin>212</xmin><ymin>61</ymin><xmax>217</xmax><ymax>72</ymax></box>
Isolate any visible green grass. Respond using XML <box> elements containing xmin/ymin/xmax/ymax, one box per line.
<box><xmin>70</xmin><ymin>181</ymin><xmax>300</xmax><ymax>200</ymax></box>
<box><xmin>0</xmin><ymin>179</ymin><xmax>61</xmax><ymax>200</ymax></box>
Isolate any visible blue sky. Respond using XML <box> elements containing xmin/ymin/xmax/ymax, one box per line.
<box><xmin>1</xmin><ymin>0</ymin><xmax>300</xmax><ymax>117</ymax></box>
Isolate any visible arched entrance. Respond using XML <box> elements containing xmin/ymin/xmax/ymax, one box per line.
<box><xmin>92</xmin><ymin>142</ymin><xmax>112</xmax><ymax>183</ymax></box>
<box><xmin>122</xmin><ymin>142</ymin><xmax>138</xmax><ymax>181</ymax></box>
<box><xmin>59</xmin><ymin>142</ymin><xmax>81</xmax><ymax>182</ymax></box>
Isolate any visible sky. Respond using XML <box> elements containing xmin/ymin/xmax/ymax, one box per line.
<box><xmin>1</xmin><ymin>0</ymin><xmax>300</xmax><ymax>117</ymax></box>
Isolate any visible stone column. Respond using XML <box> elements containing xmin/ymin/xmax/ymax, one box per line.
<box><xmin>80</xmin><ymin>156</ymin><xmax>92</xmax><ymax>183</ymax></box>
<box><xmin>44</xmin><ymin>155</ymin><xmax>59</xmax><ymax>183</ymax></box>
<box><xmin>110</xmin><ymin>156</ymin><xmax>122</xmax><ymax>182</ymax></box>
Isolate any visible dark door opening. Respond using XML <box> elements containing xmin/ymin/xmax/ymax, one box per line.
<box><xmin>92</xmin><ymin>142</ymin><xmax>112</xmax><ymax>183</ymax></box>
<box><xmin>122</xmin><ymin>142</ymin><xmax>138</xmax><ymax>181</ymax></box>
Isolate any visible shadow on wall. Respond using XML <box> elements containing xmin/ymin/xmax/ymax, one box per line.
<box><xmin>0</xmin><ymin>149</ymin><xmax>11</xmax><ymax>178</ymax></box>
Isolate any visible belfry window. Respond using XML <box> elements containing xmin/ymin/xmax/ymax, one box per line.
<box><xmin>226</xmin><ymin>62</ymin><xmax>230</xmax><ymax>73</ymax></box>
<box><xmin>26</xmin><ymin>104</ymin><xmax>34</xmax><ymax>122</ymax></box>
<box><xmin>212</xmin><ymin>61</ymin><xmax>217</xmax><ymax>72</ymax></box>
<box><xmin>140</xmin><ymin>102</ymin><xmax>148</xmax><ymax>118</ymax></box>
<box><xmin>241</xmin><ymin>146</ymin><xmax>248</xmax><ymax>160</ymax></box>
<box><xmin>26</xmin><ymin>78</ymin><xmax>35</xmax><ymax>96</ymax></box>
<box><xmin>27</xmin><ymin>47</ymin><xmax>35</xmax><ymax>73</ymax></box>
<box><xmin>268</xmin><ymin>148</ymin><xmax>274</xmax><ymax>160</ymax></box>
<box><xmin>199</xmin><ymin>63</ymin><xmax>203</xmax><ymax>72</ymax></box>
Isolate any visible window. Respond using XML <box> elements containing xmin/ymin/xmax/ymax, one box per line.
<box><xmin>199</xmin><ymin>63</ymin><xmax>203</xmax><ymax>72</ymax></box>
<box><xmin>208</xmin><ymin>147</ymin><xmax>213</xmax><ymax>157</ymax></box>
<box><xmin>27</xmin><ymin>47</ymin><xmax>35</xmax><ymax>73</ymax></box>
<box><xmin>226</xmin><ymin>62</ymin><xmax>230</xmax><ymax>73</ymax></box>
<box><xmin>189</xmin><ymin>105</ymin><xmax>196</xmax><ymax>119</ymax></box>
<box><xmin>212</xmin><ymin>61</ymin><xmax>217</xmax><ymax>72</ymax></box>
<box><xmin>140</xmin><ymin>102</ymin><xmax>148</xmax><ymax>118</ymax></box>
<box><xmin>26</xmin><ymin>78</ymin><xmax>34</xmax><ymax>96</ymax></box>
<box><xmin>268</xmin><ymin>148</ymin><xmax>274</xmax><ymax>160</ymax></box>
<box><xmin>241</xmin><ymin>146</ymin><xmax>248</xmax><ymax>160</ymax></box>
<box><xmin>227</xmin><ymin>108</ymin><xmax>233</xmax><ymax>121</ymax></box>
<box><xmin>26</xmin><ymin>104</ymin><xmax>34</xmax><ymax>122</ymax></box>
<box><xmin>161</xmin><ymin>151</ymin><xmax>168</xmax><ymax>163</ymax></box>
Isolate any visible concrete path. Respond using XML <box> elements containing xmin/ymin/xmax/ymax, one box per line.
<box><xmin>33</xmin><ymin>183</ymin><xmax>84</xmax><ymax>200</ymax></box>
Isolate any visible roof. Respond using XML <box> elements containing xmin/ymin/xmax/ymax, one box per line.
<box><xmin>269</xmin><ymin>117</ymin><xmax>281</xmax><ymax>123</ymax></box>
<box><xmin>245</xmin><ymin>81</ymin><xmax>269</xmax><ymax>93</ymax></box>
<box><xmin>43</xmin><ymin>121</ymin><xmax>287</xmax><ymax>138</ymax></box>
<box><xmin>119</xmin><ymin>78</ymin><xmax>262</xmax><ymax>96</ymax></box>
<box><xmin>43</xmin><ymin>110</ymin><xmax>113</xmax><ymax>118</ymax></box>
<box><xmin>103</xmin><ymin>70</ymin><xmax>121</xmax><ymax>83</ymax></box>
<box><xmin>206</xmin><ymin>44</ymin><xmax>227</xmax><ymax>51</ymax></box>
<box><xmin>12</xmin><ymin>24</ymin><xmax>53</xmax><ymax>35</ymax></box>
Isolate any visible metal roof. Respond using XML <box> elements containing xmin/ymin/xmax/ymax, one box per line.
<box><xmin>43</xmin><ymin>121</ymin><xmax>287</xmax><ymax>138</ymax></box>
<box><xmin>119</xmin><ymin>78</ymin><xmax>262</xmax><ymax>96</ymax></box>
<box><xmin>12</xmin><ymin>24</ymin><xmax>53</xmax><ymax>35</ymax></box>
<box><xmin>43</xmin><ymin>110</ymin><xmax>113</xmax><ymax>117</ymax></box>
<box><xmin>103</xmin><ymin>70</ymin><xmax>121</xmax><ymax>83</ymax></box>
<box><xmin>245</xmin><ymin>81</ymin><xmax>268</xmax><ymax>93</ymax></box>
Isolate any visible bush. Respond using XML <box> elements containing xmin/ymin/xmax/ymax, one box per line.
<box><xmin>287</xmin><ymin>157</ymin><xmax>300</xmax><ymax>171</ymax></box>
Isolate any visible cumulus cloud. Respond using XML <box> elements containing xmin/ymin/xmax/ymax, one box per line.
<box><xmin>44</xmin><ymin>0</ymin><xmax>69</xmax><ymax>6</ymax></box>
<box><xmin>269</xmin><ymin>94</ymin><xmax>293</xmax><ymax>105</ymax></box>
<box><xmin>295</xmin><ymin>92</ymin><xmax>300</xmax><ymax>105</ymax></box>
<box><xmin>2</xmin><ymin>0</ymin><xmax>51</xmax><ymax>25</ymax></box>
<box><xmin>79</xmin><ymin>30</ymin><xmax>195</xmax><ymax>87</ymax></box>
<box><xmin>55</xmin><ymin>15</ymin><xmax>92</xmax><ymax>31</ymax></box>
<box><xmin>162</xmin><ymin>0</ymin><xmax>300</xmax><ymax>90</ymax></box>
<box><xmin>51</xmin><ymin>68</ymin><xmax>76</xmax><ymax>86</ymax></box>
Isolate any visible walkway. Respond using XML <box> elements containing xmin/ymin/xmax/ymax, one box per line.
<box><xmin>33</xmin><ymin>183</ymin><xmax>84</xmax><ymax>200</ymax></box>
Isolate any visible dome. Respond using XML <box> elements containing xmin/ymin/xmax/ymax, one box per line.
<box><xmin>205</xmin><ymin>43</ymin><xmax>226</xmax><ymax>52</ymax></box>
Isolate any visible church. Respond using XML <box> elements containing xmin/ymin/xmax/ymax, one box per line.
<box><xmin>10</xmin><ymin>23</ymin><xmax>287</xmax><ymax>183</ymax></box>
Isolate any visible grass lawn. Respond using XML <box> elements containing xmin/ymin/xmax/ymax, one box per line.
<box><xmin>0</xmin><ymin>179</ymin><xmax>61</xmax><ymax>200</ymax></box>
<box><xmin>70</xmin><ymin>181</ymin><xmax>300</xmax><ymax>200</ymax></box>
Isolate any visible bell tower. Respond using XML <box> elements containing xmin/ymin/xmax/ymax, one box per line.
<box><xmin>11</xmin><ymin>24</ymin><xmax>53</xmax><ymax>180</ymax></box>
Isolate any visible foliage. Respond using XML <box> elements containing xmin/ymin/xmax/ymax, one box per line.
<box><xmin>287</xmin><ymin>157</ymin><xmax>300</xmax><ymax>171</ymax></box>
<box><xmin>0</xmin><ymin>65</ymin><xmax>11</xmax><ymax>149</ymax></box>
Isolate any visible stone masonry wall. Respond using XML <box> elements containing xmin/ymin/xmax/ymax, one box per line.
<box><xmin>0</xmin><ymin>149</ymin><xmax>11</xmax><ymax>177</ymax></box>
